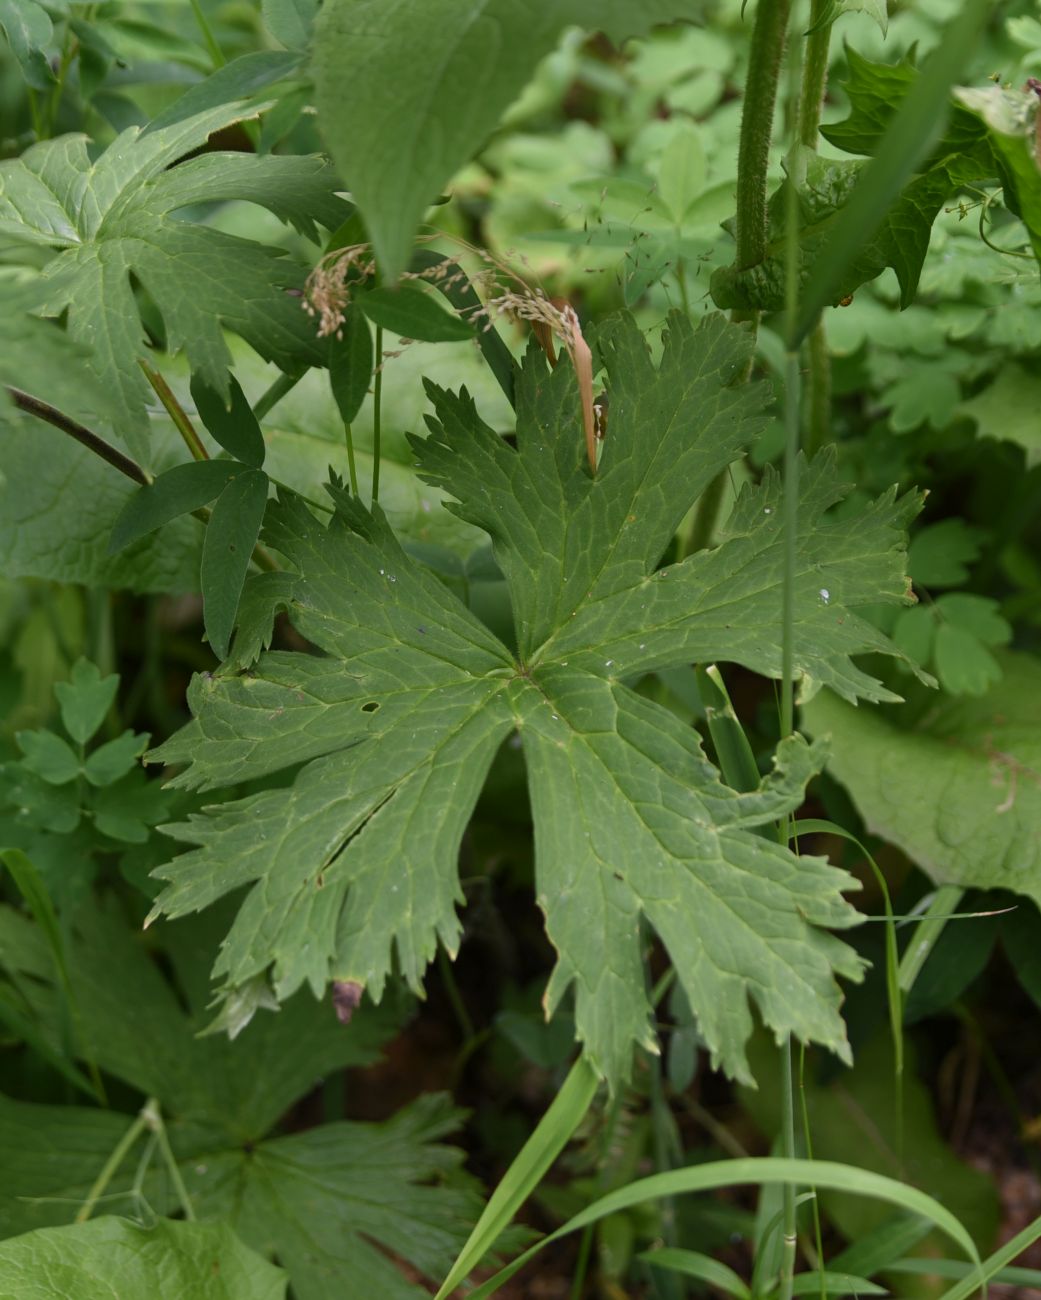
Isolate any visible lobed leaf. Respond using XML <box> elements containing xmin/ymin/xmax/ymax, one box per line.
<box><xmin>148</xmin><ymin>311</ymin><xmax>922</xmax><ymax>1086</ymax></box>
<box><xmin>0</xmin><ymin>105</ymin><xmax>349</xmax><ymax>454</ymax></box>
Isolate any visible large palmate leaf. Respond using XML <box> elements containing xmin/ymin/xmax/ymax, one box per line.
<box><xmin>148</xmin><ymin>311</ymin><xmax>923</xmax><ymax>1087</ymax></box>
<box><xmin>0</xmin><ymin>102</ymin><xmax>348</xmax><ymax>454</ymax></box>
<box><xmin>804</xmin><ymin>652</ymin><xmax>1041</xmax><ymax>907</ymax></box>
<box><xmin>312</xmin><ymin>0</ymin><xmax>706</xmax><ymax>278</ymax></box>
<box><xmin>0</xmin><ymin>900</ymin><xmax>482</xmax><ymax>1300</ymax></box>
<box><xmin>0</xmin><ymin>1218</ymin><xmax>287</xmax><ymax>1300</ymax></box>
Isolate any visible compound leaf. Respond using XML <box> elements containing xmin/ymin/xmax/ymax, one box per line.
<box><xmin>148</xmin><ymin>311</ymin><xmax>922</xmax><ymax>1086</ymax></box>
<box><xmin>0</xmin><ymin>104</ymin><xmax>349</xmax><ymax>454</ymax></box>
<box><xmin>313</xmin><ymin>0</ymin><xmax>707</xmax><ymax>278</ymax></box>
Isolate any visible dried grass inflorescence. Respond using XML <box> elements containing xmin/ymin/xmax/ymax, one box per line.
<box><xmin>303</xmin><ymin>238</ymin><xmax>599</xmax><ymax>470</ymax></box>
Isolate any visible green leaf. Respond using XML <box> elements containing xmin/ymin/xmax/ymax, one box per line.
<box><xmin>109</xmin><ymin>460</ymin><xmax>242</xmax><ymax>554</ymax></box>
<box><xmin>82</xmin><ymin>731</ymin><xmax>148</xmax><ymax>788</ymax></box>
<box><xmin>655</xmin><ymin>125</ymin><xmax>706</xmax><ymax>224</ymax></box>
<box><xmin>329</xmin><ymin>304</ymin><xmax>374</xmax><ymax>427</ymax></box>
<box><xmin>0</xmin><ymin>106</ymin><xmax>348</xmax><ymax>454</ymax></box>
<box><xmin>933</xmin><ymin>622</ymin><xmax>1001</xmax><ymax>696</ymax></box>
<box><xmin>358</xmin><ymin>285</ymin><xmax>474</xmax><ymax>342</ymax></box>
<box><xmin>201</xmin><ymin>469</ymin><xmax>269</xmax><ymax>661</ymax></box>
<box><xmin>147</xmin><ymin>312</ymin><xmax>922</xmax><ymax>1086</ymax></box>
<box><xmin>54</xmin><ymin>660</ymin><xmax>119</xmax><ymax>746</ymax></box>
<box><xmin>957</xmin><ymin>362</ymin><xmax>1041</xmax><ymax>469</ymax></box>
<box><xmin>15</xmin><ymin>731</ymin><xmax>80</xmax><ymax>785</ymax></box>
<box><xmin>0</xmin><ymin>1217</ymin><xmax>287</xmax><ymax>1300</ymax></box>
<box><xmin>312</xmin><ymin>0</ymin><xmax>707</xmax><ymax>278</ymax></box>
<box><xmin>803</xmin><ymin>651</ymin><xmax>1041</xmax><ymax>905</ymax></box>
<box><xmin>144</xmin><ymin>51</ymin><xmax>303</xmax><ymax>135</ymax></box>
<box><xmin>955</xmin><ymin>84</ymin><xmax>1041</xmax><ymax>268</ymax></box>
<box><xmin>0</xmin><ymin>0</ymin><xmax>54</xmax><ymax>90</ymax></box>
<box><xmin>191</xmin><ymin>375</ymin><xmax>267</xmax><ymax>468</ymax></box>
<box><xmin>0</xmin><ymin>903</ymin><xmax>482</xmax><ymax>1299</ymax></box>
<box><xmin>0</xmin><ymin>412</ymin><xmax>203</xmax><ymax>594</ymax></box>
<box><xmin>908</xmin><ymin>519</ymin><xmax>984</xmax><ymax>587</ymax></box>
<box><xmin>262</xmin><ymin>0</ymin><xmax>319</xmax><ymax>49</ymax></box>
<box><xmin>0</xmin><ymin>293</ymin><xmax>119</xmax><ymax>430</ymax></box>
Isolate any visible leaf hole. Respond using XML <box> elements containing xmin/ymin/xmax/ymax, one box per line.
<box><xmin>361</xmin><ymin>701</ymin><xmax>380</xmax><ymax>712</ymax></box>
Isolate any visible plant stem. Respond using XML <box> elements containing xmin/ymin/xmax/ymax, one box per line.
<box><xmin>252</xmin><ymin>370</ymin><xmax>302</xmax><ymax>421</ymax></box>
<box><xmin>146</xmin><ymin>1098</ymin><xmax>195</xmax><ymax>1221</ymax></box>
<box><xmin>682</xmin><ymin>470</ymin><xmax>727</xmax><ymax>558</ymax></box>
<box><xmin>804</xmin><ymin>322</ymin><xmax>831</xmax><ymax>454</ymax></box>
<box><xmin>735</xmin><ymin>0</ymin><xmax>792</xmax><ymax>273</ymax></box>
<box><xmin>371</xmin><ymin>325</ymin><xmax>383</xmax><ymax>503</ymax></box>
<box><xmin>343</xmin><ymin>424</ymin><xmax>360</xmax><ymax>495</ymax></box>
<box><xmin>8</xmin><ymin>388</ymin><xmax>151</xmax><ymax>486</ymax></box>
<box><xmin>779</xmin><ymin>12</ymin><xmax>803</xmax><ymax>1297</ymax></box>
<box><xmin>797</xmin><ymin>1</ymin><xmax>832</xmax><ymax>150</ymax></box>
<box><xmin>189</xmin><ymin>0</ymin><xmax>225</xmax><ymax>68</ymax></box>
<box><xmin>780</xmin><ymin>1039</ymin><xmax>798</xmax><ymax>1299</ymax></box>
<box><xmin>139</xmin><ymin>360</ymin><xmax>209</xmax><ymax>461</ymax></box>
<box><xmin>796</xmin><ymin>1</ymin><xmax>835</xmax><ymax>454</ymax></box>
<box><xmin>76</xmin><ymin>1106</ymin><xmax>150</xmax><ymax>1222</ymax></box>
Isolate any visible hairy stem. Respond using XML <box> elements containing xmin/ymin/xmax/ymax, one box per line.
<box><xmin>8</xmin><ymin>388</ymin><xmax>151</xmax><ymax>486</ymax></box>
<box><xmin>796</xmin><ymin>1</ymin><xmax>835</xmax><ymax>452</ymax></box>
<box><xmin>797</xmin><ymin>0</ymin><xmax>833</xmax><ymax>150</ymax></box>
<box><xmin>735</xmin><ymin>0</ymin><xmax>793</xmax><ymax>272</ymax></box>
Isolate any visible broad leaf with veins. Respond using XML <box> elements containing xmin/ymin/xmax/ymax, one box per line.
<box><xmin>0</xmin><ymin>102</ymin><xmax>348</xmax><ymax>454</ymax></box>
<box><xmin>150</xmin><ymin>311</ymin><xmax>922</xmax><ymax>1086</ymax></box>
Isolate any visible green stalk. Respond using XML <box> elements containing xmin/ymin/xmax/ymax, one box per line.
<box><xmin>76</xmin><ymin>1107</ymin><xmax>150</xmax><ymax>1223</ymax></box>
<box><xmin>139</xmin><ymin>360</ymin><xmax>209</xmax><ymax>462</ymax></box>
<box><xmin>7</xmin><ymin>388</ymin><xmax>151</xmax><ymax>485</ymax></box>
<box><xmin>686</xmin><ymin>0</ymin><xmax>792</xmax><ymax>557</ymax></box>
<box><xmin>797</xmin><ymin>1</ymin><xmax>832</xmax><ymax>150</ymax></box>
<box><xmin>188</xmin><ymin>0</ymin><xmax>225</xmax><ymax>68</ymax></box>
<box><xmin>779</xmin><ymin>10</ymin><xmax>803</xmax><ymax>1297</ymax></box>
<box><xmin>796</xmin><ymin>0</ymin><xmax>835</xmax><ymax>454</ymax></box>
<box><xmin>147</xmin><ymin>1098</ymin><xmax>195</xmax><ymax>1221</ymax></box>
<box><xmin>735</xmin><ymin>0</ymin><xmax>793</xmax><ymax>274</ymax></box>
<box><xmin>371</xmin><ymin>325</ymin><xmax>383</xmax><ymax>503</ymax></box>
<box><xmin>344</xmin><ymin>423</ymin><xmax>360</xmax><ymax>495</ymax></box>
<box><xmin>252</xmin><ymin>370</ymin><xmax>302</xmax><ymax>422</ymax></box>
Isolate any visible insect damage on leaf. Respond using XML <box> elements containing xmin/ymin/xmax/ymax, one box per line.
<box><xmin>148</xmin><ymin>310</ymin><xmax>922</xmax><ymax>1087</ymax></box>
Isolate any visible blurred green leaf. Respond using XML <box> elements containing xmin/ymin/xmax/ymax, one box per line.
<box><xmin>0</xmin><ymin>0</ymin><xmax>54</xmax><ymax>89</ymax></box>
<box><xmin>957</xmin><ymin>363</ymin><xmax>1041</xmax><ymax>468</ymax></box>
<box><xmin>0</xmin><ymin>1218</ymin><xmax>287</xmax><ymax>1300</ymax></box>
<box><xmin>15</xmin><ymin>730</ymin><xmax>80</xmax><ymax>785</ymax></box>
<box><xmin>54</xmin><ymin>660</ymin><xmax>119</xmax><ymax>746</ymax></box>
<box><xmin>82</xmin><ymin>732</ymin><xmax>148</xmax><ymax>788</ymax></box>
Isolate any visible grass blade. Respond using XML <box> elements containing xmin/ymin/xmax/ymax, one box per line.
<box><xmin>433</xmin><ymin>1056</ymin><xmax>599</xmax><ymax>1300</ymax></box>
<box><xmin>463</xmin><ymin>1157</ymin><xmax>983</xmax><ymax>1299</ymax></box>
<box><xmin>640</xmin><ymin>1247</ymin><xmax>751</xmax><ymax>1299</ymax></box>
